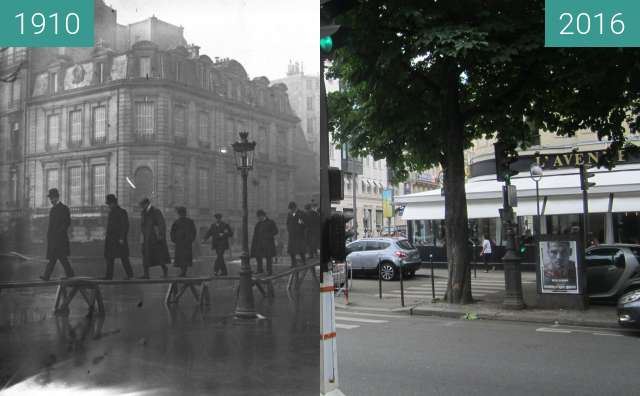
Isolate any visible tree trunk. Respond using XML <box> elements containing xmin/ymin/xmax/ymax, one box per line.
<box><xmin>442</xmin><ymin>60</ymin><xmax>473</xmax><ymax>304</ymax></box>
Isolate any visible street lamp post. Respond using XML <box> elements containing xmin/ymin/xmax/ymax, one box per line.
<box><xmin>529</xmin><ymin>163</ymin><xmax>543</xmax><ymax>238</ymax></box>
<box><xmin>232</xmin><ymin>131</ymin><xmax>257</xmax><ymax>319</ymax></box>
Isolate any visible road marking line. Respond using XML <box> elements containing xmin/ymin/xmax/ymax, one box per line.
<box><xmin>536</xmin><ymin>327</ymin><xmax>572</xmax><ymax>333</ymax></box>
<box><xmin>335</xmin><ymin>311</ymin><xmax>402</xmax><ymax>319</ymax></box>
<box><xmin>335</xmin><ymin>316</ymin><xmax>389</xmax><ymax>324</ymax></box>
<box><xmin>336</xmin><ymin>305</ymin><xmax>393</xmax><ymax>312</ymax></box>
<box><xmin>591</xmin><ymin>332</ymin><xmax>623</xmax><ymax>337</ymax></box>
<box><xmin>336</xmin><ymin>323</ymin><xmax>360</xmax><ymax>330</ymax></box>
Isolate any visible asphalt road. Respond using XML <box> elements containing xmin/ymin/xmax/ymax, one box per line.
<box><xmin>336</xmin><ymin>307</ymin><xmax>640</xmax><ymax>396</ymax></box>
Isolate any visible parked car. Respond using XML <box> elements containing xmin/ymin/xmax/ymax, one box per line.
<box><xmin>586</xmin><ymin>244</ymin><xmax>640</xmax><ymax>300</ymax></box>
<box><xmin>617</xmin><ymin>290</ymin><xmax>640</xmax><ymax>328</ymax></box>
<box><xmin>345</xmin><ymin>237</ymin><xmax>421</xmax><ymax>281</ymax></box>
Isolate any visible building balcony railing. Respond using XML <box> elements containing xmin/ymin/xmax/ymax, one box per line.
<box><xmin>92</xmin><ymin>135</ymin><xmax>106</xmax><ymax>145</ymax></box>
<box><xmin>198</xmin><ymin>140</ymin><xmax>211</xmax><ymax>149</ymax></box>
<box><xmin>68</xmin><ymin>139</ymin><xmax>83</xmax><ymax>149</ymax></box>
<box><xmin>45</xmin><ymin>143</ymin><xmax>60</xmax><ymax>152</ymax></box>
<box><xmin>198</xmin><ymin>208</ymin><xmax>211</xmax><ymax>216</ymax></box>
<box><xmin>135</xmin><ymin>132</ymin><xmax>155</xmax><ymax>143</ymax></box>
<box><xmin>174</xmin><ymin>135</ymin><xmax>187</xmax><ymax>146</ymax></box>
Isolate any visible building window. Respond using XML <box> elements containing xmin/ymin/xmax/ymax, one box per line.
<box><xmin>198</xmin><ymin>112</ymin><xmax>209</xmax><ymax>142</ymax></box>
<box><xmin>92</xmin><ymin>164</ymin><xmax>106</xmax><ymax>205</ymax></box>
<box><xmin>306</xmin><ymin>79</ymin><xmax>312</xmax><ymax>89</ymax></box>
<box><xmin>46</xmin><ymin>169</ymin><xmax>59</xmax><ymax>205</ymax></box>
<box><xmin>277</xmin><ymin>129</ymin><xmax>287</xmax><ymax>160</ymax></box>
<box><xmin>175</xmin><ymin>62</ymin><xmax>182</xmax><ymax>82</ymax></box>
<box><xmin>96</xmin><ymin>62</ymin><xmax>105</xmax><ymax>83</ymax></box>
<box><xmin>11</xmin><ymin>79</ymin><xmax>21</xmax><ymax>104</ymax></box>
<box><xmin>93</xmin><ymin>106</ymin><xmax>106</xmax><ymax>143</ymax></box>
<box><xmin>256</xmin><ymin>126</ymin><xmax>267</xmax><ymax>154</ymax></box>
<box><xmin>136</xmin><ymin>102</ymin><xmax>155</xmax><ymax>138</ymax></box>
<box><xmin>173</xmin><ymin>164</ymin><xmax>185</xmax><ymax>205</ymax></box>
<box><xmin>69</xmin><ymin>110</ymin><xmax>82</xmax><ymax>145</ymax></box>
<box><xmin>209</xmin><ymin>71</ymin><xmax>215</xmax><ymax>91</ymax></box>
<box><xmin>50</xmin><ymin>72</ymin><xmax>59</xmax><ymax>93</ymax></box>
<box><xmin>68</xmin><ymin>166</ymin><xmax>82</xmax><ymax>206</ymax></box>
<box><xmin>47</xmin><ymin>114</ymin><xmax>60</xmax><ymax>149</ymax></box>
<box><xmin>174</xmin><ymin>106</ymin><xmax>185</xmax><ymax>139</ymax></box>
<box><xmin>306</xmin><ymin>97</ymin><xmax>314</xmax><ymax>111</ymax></box>
<box><xmin>140</xmin><ymin>57</ymin><xmax>151</xmax><ymax>78</ymax></box>
<box><xmin>198</xmin><ymin>168</ymin><xmax>209</xmax><ymax>207</ymax></box>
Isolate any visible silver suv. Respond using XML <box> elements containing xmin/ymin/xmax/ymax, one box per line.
<box><xmin>345</xmin><ymin>238</ymin><xmax>421</xmax><ymax>281</ymax></box>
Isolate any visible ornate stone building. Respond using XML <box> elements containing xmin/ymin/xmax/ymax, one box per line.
<box><xmin>1</xmin><ymin>1</ymin><xmax>313</xmax><ymax>255</ymax></box>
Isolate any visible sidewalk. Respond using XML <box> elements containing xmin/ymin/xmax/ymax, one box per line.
<box><xmin>338</xmin><ymin>269</ymin><xmax>621</xmax><ymax>329</ymax></box>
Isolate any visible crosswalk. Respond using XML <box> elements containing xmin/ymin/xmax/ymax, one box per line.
<box><xmin>379</xmin><ymin>274</ymin><xmax>536</xmax><ymax>300</ymax></box>
<box><xmin>335</xmin><ymin>308</ymin><xmax>404</xmax><ymax>331</ymax></box>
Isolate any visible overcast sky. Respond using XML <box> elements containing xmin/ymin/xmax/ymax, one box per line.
<box><xmin>107</xmin><ymin>0</ymin><xmax>318</xmax><ymax>81</ymax></box>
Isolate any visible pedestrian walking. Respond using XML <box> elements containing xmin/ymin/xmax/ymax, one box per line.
<box><xmin>40</xmin><ymin>188</ymin><xmax>75</xmax><ymax>281</ymax></box>
<box><xmin>203</xmin><ymin>213</ymin><xmax>233</xmax><ymax>276</ymax></box>
<box><xmin>286</xmin><ymin>201</ymin><xmax>307</xmax><ymax>268</ymax></box>
<box><xmin>481</xmin><ymin>234</ymin><xmax>492</xmax><ymax>272</ymax></box>
<box><xmin>250</xmin><ymin>209</ymin><xmax>278</xmax><ymax>275</ymax></box>
<box><xmin>138</xmin><ymin>198</ymin><xmax>170</xmax><ymax>279</ymax></box>
<box><xmin>103</xmin><ymin>194</ymin><xmax>133</xmax><ymax>280</ymax></box>
<box><xmin>170</xmin><ymin>206</ymin><xmax>197</xmax><ymax>277</ymax></box>
<box><xmin>304</xmin><ymin>203</ymin><xmax>321</xmax><ymax>259</ymax></box>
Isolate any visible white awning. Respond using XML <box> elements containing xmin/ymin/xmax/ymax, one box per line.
<box><xmin>612</xmin><ymin>194</ymin><xmax>640</xmax><ymax>212</ymax></box>
<box><xmin>402</xmin><ymin>203</ymin><xmax>445</xmax><ymax>220</ymax></box>
<box><xmin>542</xmin><ymin>195</ymin><xmax>610</xmax><ymax>215</ymax></box>
<box><xmin>467</xmin><ymin>199</ymin><xmax>502</xmax><ymax>219</ymax></box>
<box><xmin>514</xmin><ymin>199</ymin><xmax>540</xmax><ymax>217</ymax></box>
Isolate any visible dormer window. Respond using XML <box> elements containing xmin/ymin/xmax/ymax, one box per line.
<box><xmin>140</xmin><ymin>57</ymin><xmax>151</xmax><ymax>78</ymax></box>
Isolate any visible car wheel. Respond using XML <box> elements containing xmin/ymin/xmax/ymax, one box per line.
<box><xmin>379</xmin><ymin>262</ymin><xmax>396</xmax><ymax>281</ymax></box>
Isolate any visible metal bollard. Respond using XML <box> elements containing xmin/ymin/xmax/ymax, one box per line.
<box><xmin>399</xmin><ymin>261</ymin><xmax>405</xmax><ymax>308</ymax></box>
<box><xmin>430</xmin><ymin>253</ymin><xmax>435</xmax><ymax>301</ymax></box>
<box><xmin>473</xmin><ymin>243</ymin><xmax>477</xmax><ymax>279</ymax></box>
<box><xmin>378</xmin><ymin>256</ymin><xmax>383</xmax><ymax>299</ymax></box>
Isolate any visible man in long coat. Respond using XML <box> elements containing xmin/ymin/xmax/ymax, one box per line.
<box><xmin>138</xmin><ymin>198</ymin><xmax>170</xmax><ymax>278</ymax></box>
<box><xmin>286</xmin><ymin>201</ymin><xmax>307</xmax><ymax>268</ymax></box>
<box><xmin>250</xmin><ymin>209</ymin><xmax>278</xmax><ymax>275</ymax></box>
<box><xmin>170</xmin><ymin>206</ymin><xmax>197</xmax><ymax>277</ymax></box>
<box><xmin>203</xmin><ymin>213</ymin><xmax>233</xmax><ymax>276</ymax></box>
<box><xmin>40</xmin><ymin>188</ymin><xmax>75</xmax><ymax>280</ymax></box>
<box><xmin>103</xmin><ymin>194</ymin><xmax>133</xmax><ymax>280</ymax></box>
<box><xmin>304</xmin><ymin>203</ymin><xmax>321</xmax><ymax>259</ymax></box>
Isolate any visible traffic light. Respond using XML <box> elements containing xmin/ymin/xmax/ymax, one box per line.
<box><xmin>329</xmin><ymin>167</ymin><xmax>344</xmax><ymax>202</ymax></box>
<box><xmin>328</xmin><ymin>212</ymin><xmax>348</xmax><ymax>261</ymax></box>
<box><xmin>494</xmin><ymin>142</ymin><xmax>518</xmax><ymax>183</ymax></box>
<box><xmin>579</xmin><ymin>164</ymin><xmax>596</xmax><ymax>191</ymax></box>
<box><xmin>321</xmin><ymin>0</ymin><xmax>341</xmax><ymax>59</ymax></box>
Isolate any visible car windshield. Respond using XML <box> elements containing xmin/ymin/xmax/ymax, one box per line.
<box><xmin>395</xmin><ymin>240</ymin><xmax>414</xmax><ymax>250</ymax></box>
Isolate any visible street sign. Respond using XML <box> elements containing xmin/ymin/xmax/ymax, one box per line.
<box><xmin>382</xmin><ymin>189</ymin><xmax>393</xmax><ymax>218</ymax></box>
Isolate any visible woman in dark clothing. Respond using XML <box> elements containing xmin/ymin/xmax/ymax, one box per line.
<box><xmin>170</xmin><ymin>206</ymin><xmax>197</xmax><ymax>277</ymax></box>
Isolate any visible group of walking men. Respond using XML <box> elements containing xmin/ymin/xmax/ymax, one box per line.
<box><xmin>39</xmin><ymin>187</ymin><xmax>321</xmax><ymax>281</ymax></box>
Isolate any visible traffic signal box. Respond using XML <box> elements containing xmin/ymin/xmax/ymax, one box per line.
<box><xmin>494</xmin><ymin>142</ymin><xmax>518</xmax><ymax>183</ymax></box>
<box><xmin>579</xmin><ymin>164</ymin><xmax>596</xmax><ymax>191</ymax></box>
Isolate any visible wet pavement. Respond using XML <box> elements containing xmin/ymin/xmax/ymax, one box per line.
<box><xmin>0</xmin><ymin>264</ymin><xmax>319</xmax><ymax>395</ymax></box>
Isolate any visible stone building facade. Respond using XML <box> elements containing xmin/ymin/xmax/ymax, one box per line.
<box><xmin>0</xmin><ymin>1</ymin><xmax>313</xmax><ymax>256</ymax></box>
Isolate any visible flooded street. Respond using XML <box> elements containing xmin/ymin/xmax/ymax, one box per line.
<box><xmin>0</xmin><ymin>259</ymin><xmax>319</xmax><ymax>395</ymax></box>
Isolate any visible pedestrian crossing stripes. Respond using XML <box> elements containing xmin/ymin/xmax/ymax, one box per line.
<box><xmin>379</xmin><ymin>277</ymin><xmax>536</xmax><ymax>300</ymax></box>
<box><xmin>335</xmin><ymin>309</ymin><xmax>403</xmax><ymax>331</ymax></box>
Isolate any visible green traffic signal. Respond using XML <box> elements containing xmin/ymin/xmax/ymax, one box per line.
<box><xmin>321</xmin><ymin>35</ymin><xmax>334</xmax><ymax>53</ymax></box>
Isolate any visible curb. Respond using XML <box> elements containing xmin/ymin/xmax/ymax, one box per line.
<box><xmin>409</xmin><ymin>307</ymin><xmax>620</xmax><ymax>329</ymax></box>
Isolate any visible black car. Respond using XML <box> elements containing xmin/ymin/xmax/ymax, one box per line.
<box><xmin>617</xmin><ymin>290</ymin><xmax>640</xmax><ymax>328</ymax></box>
<box><xmin>585</xmin><ymin>244</ymin><xmax>640</xmax><ymax>300</ymax></box>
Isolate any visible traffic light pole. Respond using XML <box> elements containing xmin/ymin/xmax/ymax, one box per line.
<box><xmin>501</xmin><ymin>179</ymin><xmax>525</xmax><ymax>310</ymax></box>
<box><xmin>580</xmin><ymin>165</ymin><xmax>590</xmax><ymax>248</ymax></box>
<box><xmin>319</xmin><ymin>56</ymin><xmax>343</xmax><ymax>396</ymax></box>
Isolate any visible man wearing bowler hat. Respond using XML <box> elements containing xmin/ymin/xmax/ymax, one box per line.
<box><xmin>203</xmin><ymin>213</ymin><xmax>233</xmax><ymax>276</ymax></box>
<box><xmin>138</xmin><ymin>197</ymin><xmax>171</xmax><ymax>278</ymax></box>
<box><xmin>103</xmin><ymin>194</ymin><xmax>133</xmax><ymax>280</ymax></box>
<box><xmin>40</xmin><ymin>188</ymin><xmax>75</xmax><ymax>280</ymax></box>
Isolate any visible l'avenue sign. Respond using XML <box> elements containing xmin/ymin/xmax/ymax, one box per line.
<box><xmin>470</xmin><ymin>147</ymin><xmax>640</xmax><ymax>178</ymax></box>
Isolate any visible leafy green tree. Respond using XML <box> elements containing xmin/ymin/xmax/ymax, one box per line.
<box><xmin>327</xmin><ymin>0</ymin><xmax>640</xmax><ymax>303</ymax></box>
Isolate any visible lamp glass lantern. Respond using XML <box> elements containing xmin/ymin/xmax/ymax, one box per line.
<box><xmin>232</xmin><ymin>131</ymin><xmax>256</xmax><ymax>170</ymax></box>
<box><xmin>529</xmin><ymin>163</ymin><xmax>543</xmax><ymax>182</ymax></box>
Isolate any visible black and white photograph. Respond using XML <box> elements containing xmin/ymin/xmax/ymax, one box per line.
<box><xmin>0</xmin><ymin>1</ymin><xmax>320</xmax><ymax>395</ymax></box>
<box><xmin>539</xmin><ymin>239</ymin><xmax>579</xmax><ymax>294</ymax></box>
